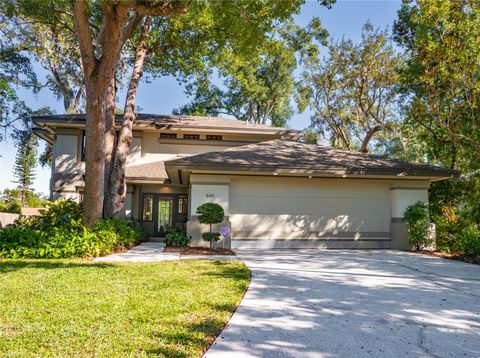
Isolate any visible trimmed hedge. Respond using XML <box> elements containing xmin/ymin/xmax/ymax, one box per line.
<box><xmin>0</xmin><ymin>199</ymin><xmax>147</xmax><ymax>259</ymax></box>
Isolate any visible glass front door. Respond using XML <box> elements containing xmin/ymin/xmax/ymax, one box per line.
<box><xmin>156</xmin><ymin>197</ymin><xmax>173</xmax><ymax>236</ymax></box>
<box><xmin>141</xmin><ymin>193</ymin><xmax>188</xmax><ymax>237</ymax></box>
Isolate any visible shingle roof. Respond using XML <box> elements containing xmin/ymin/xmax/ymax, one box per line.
<box><xmin>165</xmin><ymin>139</ymin><xmax>458</xmax><ymax>178</ymax></box>
<box><xmin>125</xmin><ymin>161</ymin><xmax>168</xmax><ymax>181</ymax></box>
<box><xmin>32</xmin><ymin>113</ymin><xmax>302</xmax><ymax>137</ymax></box>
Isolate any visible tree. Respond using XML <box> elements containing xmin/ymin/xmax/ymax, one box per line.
<box><xmin>12</xmin><ymin>130</ymin><xmax>37</xmax><ymax>206</ymax></box>
<box><xmin>1</xmin><ymin>188</ymin><xmax>47</xmax><ymax>208</ymax></box>
<box><xmin>196</xmin><ymin>202</ymin><xmax>225</xmax><ymax>249</ymax></box>
<box><xmin>4</xmin><ymin>0</ymin><xmax>333</xmax><ymax>225</ymax></box>
<box><xmin>394</xmin><ymin>0</ymin><xmax>480</xmax><ymax>170</ymax></box>
<box><xmin>101</xmin><ymin>1</ymin><xmax>326</xmax><ymax>219</ymax></box>
<box><xmin>300</xmin><ymin>22</ymin><xmax>403</xmax><ymax>153</ymax></box>
<box><xmin>0</xmin><ymin>46</ymin><xmax>39</xmax><ymax>140</ymax></box>
<box><xmin>175</xmin><ymin>18</ymin><xmax>328</xmax><ymax>127</ymax></box>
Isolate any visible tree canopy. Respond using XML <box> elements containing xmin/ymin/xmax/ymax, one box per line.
<box><xmin>300</xmin><ymin>22</ymin><xmax>403</xmax><ymax>153</ymax></box>
<box><xmin>394</xmin><ymin>0</ymin><xmax>480</xmax><ymax>170</ymax></box>
<box><xmin>174</xmin><ymin>18</ymin><xmax>328</xmax><ymax>127</ymax></box>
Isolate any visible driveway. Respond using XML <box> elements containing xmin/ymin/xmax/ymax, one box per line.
<box><xmin>204</xmin><ymin>250</ymin><xmax>480</xmax><ymax>358</ymax></box>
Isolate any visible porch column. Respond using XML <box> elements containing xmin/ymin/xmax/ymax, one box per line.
<box><xmin>187</xmin><ymin>175</ymin><xmax>232</xmax><ymax>248</ymax></box>
<box><xmin>390</xmin><ymin>185</ymin><xmax>429</xmax><ymax>250</ymax></box>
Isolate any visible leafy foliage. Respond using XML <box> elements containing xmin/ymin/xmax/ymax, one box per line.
<box><xmin>197</xmin><ymin>202</ymin><xmax>225</xmax><ymax>249</ymax></box>
<box><xmin>429</xmin><ymin>174</ymin><xmax>480</xmax><ymax>258</ymax></box>
<box><xmin>201</xmin><ymin>232</ymin><xmax>221</xmax><ymax>243</ymax></box>
<box><xmin>394</xmin><ymin>0</ymin><xmax>480</xmax><ymax>170</ymax></box>
<box><xmin>0</xmin><ymin>200</ymin><xmax>21</xmax><ymax>214</ymax></box>
<box><xmin>197</xmin><ymin>203</ymin><xmax>225</xmax><ymax>226</ymax></box>
<box><xmin>457</xmin><ymin>224</ymin><xmax>480</xmax><ymax>261</ymax></box>
<box><xmin>300</xmin><ymin>22</ymin><xmax>403</xmax><ymax>153</ymax></box>
<box><xmin>175</xmin><ymin>18</ymin><xmax>328</xmax><ymax>127</ymax></box>
<box><xmin>164</xmin><ymin>228</ymin><xmax>191</xmax><ymax>247</ymax></box>
<box><xmin>404</xmin><ymin>201</ymin><xmax>430</xmax><ymax>250</ymax></box>
<box><xmin>0</xmin><ymin>188</ymin><xmax>47</xmax><ymax>210</ymax></box>
<box><xmin>0</xmin><ymin>199</ymin><xmax>147</xmax><ymax>258</ymax></box>
<box><xmin>12</xmin><ymin>130</ymin><xmax>37</xmax><ymax>205</ymax></box>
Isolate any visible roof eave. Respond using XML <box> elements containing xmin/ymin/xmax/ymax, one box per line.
<box><xmin>165</xmin><ymin>162</ymin><xmax>457</xmax><ymax>184</ymax></box>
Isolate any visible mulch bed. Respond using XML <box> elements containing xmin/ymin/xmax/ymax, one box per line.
<box><xmin>164</xmin><ymin>246</ymin><xmax>236</xmax><ymax>256</ymax></box>
<box><xmin>413</xmin><ymin>250</ymin><xmax>480</xmax><ymax>265</ymax></box>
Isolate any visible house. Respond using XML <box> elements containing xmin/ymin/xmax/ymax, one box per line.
<box><xmin>33</xmin><ymin>114</ymin><xmax>456</xmax><ymax>249</ymax></box>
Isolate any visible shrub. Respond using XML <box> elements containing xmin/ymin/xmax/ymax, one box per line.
<box><xmin>164</xmin><ymin>228</ymin><xmax>191</xmax><ymax>247</ymax></box>
<box><xmin>429</xmin><ymin>174</ymin><xmax>480</xmax><ymax>254</ymax></box>
<box><xmin>404</xmin><ymin>201</ymin><xmax>431</xmax><ymax>250</ymax></box>
<box><xmin>33</xmin><ymin>199</ymin><xmax>83</xmax><ymax>230</ymax></box>
<box><xmin>0</xmin><ymin>200</ymin><xmax>22</xmax><ymax>214</ymax></box>
<box><xmin>0</xmin><ymin>199</ymin><xmax>147</xmax><ymax>259</ymax></box>
<box><xmin>196</xmin><ymin>203</ymin><xmax>224</xmax><ymax>249</ymax></box>
<box><xmin>458</xmin><ymin>224</ymin><xmax>480</xmax><ymax>261</ymax></box>
<box><xmin>201</xmin><ymin>232</ymin><xmax>221</xmax><ymax>243</ymax></box>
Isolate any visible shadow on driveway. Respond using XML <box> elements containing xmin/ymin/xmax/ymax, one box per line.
<box><xmin>204</xmin><ymin>250</ymin><xmax>480</xmax><ymax>358</ymax></box>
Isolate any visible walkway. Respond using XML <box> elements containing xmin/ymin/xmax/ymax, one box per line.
<box><xmin>94</xmin><ymin>241</ymin><xmax>239</xmax><ymax>262</ymax></box>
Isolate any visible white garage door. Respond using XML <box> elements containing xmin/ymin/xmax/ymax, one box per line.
<box><xmin>229</xmin><ymin>177</ymin><xmax>391</xmax><ymax>249</ymax></box>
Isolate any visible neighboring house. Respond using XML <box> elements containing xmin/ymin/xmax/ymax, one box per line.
<box><xmin>33</xmin><ymin>114</ymin><xmax>456</xmax><ymax>249</ymax></box>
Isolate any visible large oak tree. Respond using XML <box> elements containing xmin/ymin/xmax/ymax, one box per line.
<box><xmin>300</xmin><ymin>22</ymin><xmax>402</xmax><ymax>153</ymax></box>
<box><xmin>4</xmin><ymin>0</ymin><xmax>331</xmax><ymax>225</ymax></box>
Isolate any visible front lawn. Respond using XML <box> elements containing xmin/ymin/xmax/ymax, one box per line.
<box><xmin>0</xmin><ymin>259</ymin><xmax>250</xmax><ymax>357</ymax></box>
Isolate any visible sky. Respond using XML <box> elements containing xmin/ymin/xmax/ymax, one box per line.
<box><xmin>0</xmin><ymin>0</ymin><xmax>402</xmax><ymax>196</ymax></box>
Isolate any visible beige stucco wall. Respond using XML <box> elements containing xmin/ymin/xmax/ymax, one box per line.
<box><xmin>50</xmin><ymin>129</ymin><xmax>250</xmax><ymax>200</ymax></box>
<box><xmin>53</xmin><ymin>132</ymin><xmax>83</xmax><ymax>174</ymax></box>
<box><xmin>390</xmin><ymin>188</ymin><xmax>429</xmax><ymax>219</ymax></box>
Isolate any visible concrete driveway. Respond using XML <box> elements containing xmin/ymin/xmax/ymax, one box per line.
<box><xmin>204</xmin><ymin>250</ymin><xmax>480</xmax><ymax>358</ymax></box>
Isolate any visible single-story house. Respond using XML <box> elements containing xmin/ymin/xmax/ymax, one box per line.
<box><xmin>33</xmin><ymin>114</ymin><xmax>456</xmax><ymax>249</ymax></box>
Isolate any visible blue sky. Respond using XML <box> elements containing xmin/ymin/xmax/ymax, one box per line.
<box><xmin>0</xmin><ymin>0</ymin><xmax>402</xmax><ymax>196</ymax></box>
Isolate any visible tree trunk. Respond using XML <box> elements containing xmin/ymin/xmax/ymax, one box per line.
<box><xmin>73</xmin><ymin>1</ymin><xmax>132</xmax><ymax>225</ymax></box>
<box><xmin>82</xmin><ymin>90</ymin><xmax>106</xmax><ymax>226</ymax></box>
<box><xmin>108</xmin><ymin>18</ymin><xmax>150</xmax><ymax>218</ymax></box>
<box><xmin>103</xmin><ymin>77</ymin><xmax>117</xmax><ymax>218</ymax></box>
<box><xmin>209</xmin><ymin>223</ymin><xmax>213</xmax><ymax>250</ymax></box>
<box><xmin>359</xmin><ymin>125</ymin><xmax>382</xmax><ymax>153</ymax></box>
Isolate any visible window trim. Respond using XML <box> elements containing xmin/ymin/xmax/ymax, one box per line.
<box><xmin>80</xmin><ymin>130</ymin><xmax>86</xmax><ymax>162</ymax></box>
<box><xmin>206</xmin><ymin>134</ymin><xmax>223</xmax><ymax>141</ymax></box>
<box><xmin>160</xmin><ymin>133</ymin><xmax>177</xmax><ymax>139</ymax></box>
<box><xmin>183</xmin><ymin>134</ymin><xmax>200</xmax><ymax>140</ymax></box>
<box><xmin>142</xmin><ymin>194</ymin><xmax>154</xmax><ymax>221</ymax></box>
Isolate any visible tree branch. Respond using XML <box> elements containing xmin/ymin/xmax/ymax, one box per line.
<box><xmin>72</xmin><ymin>0</ymin><xmax>96</xmax><ymax>80</ymax></box>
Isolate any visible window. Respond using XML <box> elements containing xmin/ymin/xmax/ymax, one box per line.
<box><xmin>160</xmin><ymin>133</ymin><xmax>177</xmax><ymax>139</ymax></box>
<box><xmin>80</xmin><ymin>130</ymin><xmax>86</xmax><ymax>161</ymax></box>
<box><xmin>206</xmin><ymin>134</ymin><xmax>222</xmax><ymax>141</ymax></box>
<box><xmin>178</xmin><ymin>196</ymin><xmax>188</xmax><ymax>216</ymax></box>
<box><xmin>183</xmin><ymin>134</ymin><xmax>200</xmax><ymax>140</ymax></box>
<box><xmin>142</xmin><ymin>194</ymin><xmax>153</xmax><ymax>221</ymax></box>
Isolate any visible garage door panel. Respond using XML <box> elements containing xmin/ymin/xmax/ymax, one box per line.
<box><xmin>230</xmin><ymin>178</ymin><xmax>389</xmax><ymax>199</ymax></box>
<box><xmin>230</xmin><ymin>196</ymin><xmax>389</xmax><ymax>216</ymax></box>
<box><xmin>230</xmin><ymin>214</ymin><xmax>389</xmax><ymax>232</ymax></box>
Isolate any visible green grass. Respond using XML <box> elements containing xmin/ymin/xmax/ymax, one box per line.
<box><xmin>0</xmin><ymin>259</ymin><xmax>250</xmax><ymax>357</ymax></box>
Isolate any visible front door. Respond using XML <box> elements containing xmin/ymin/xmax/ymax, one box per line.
<box><xmin>155</xmin><ymin>196</ymin><xmax>173</xmax><ymax>237</ymax></box>
<box><xmin>146</xmin><ymin>194</ymin><xmax>188</xmax><ymax>237</ymax></box>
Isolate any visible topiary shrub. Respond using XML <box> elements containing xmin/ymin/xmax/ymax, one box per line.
<box><xmin>196</xmin><ymin>203</ymin><xmax>224</xmax><ymax>249</ymax></box>
<box><xmin>164</xmin><ymin>228</ymin><xmax>191</xmax><ymax>247</ymax></box>
<box><xmin>404</xmin><ymin>201</ymin><xmax>431</xmax><ymax>250</ymax></box>
<box><xmin>201</xmin><ymin>232</ymin><xmax>221</xmax><ymax>245</ymax></box>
